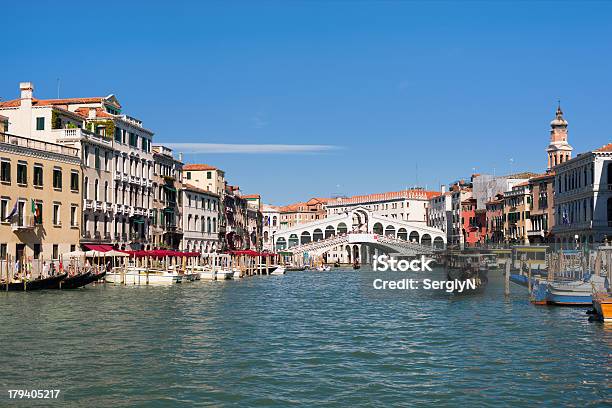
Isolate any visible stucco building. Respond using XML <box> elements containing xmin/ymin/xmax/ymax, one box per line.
<box><xmin>0</xmin><ymin>132</ymin><xmax>81</xmax><ymax>262</ymax></box>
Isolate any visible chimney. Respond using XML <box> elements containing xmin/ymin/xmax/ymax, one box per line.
<box><xmin>178</xmin><ymin>152</ymin><xmax>183</xmax><ymax>162</ymax></box>
<box><xmin>88</xmin><ymin>108</ymin><xmax>97</xmax><ymax>119</ymax></box>
<box><xmin>441</xmin><ymin>185</ymin><xmax>446</xmax><ymax>194</ymax></box>
<box><xmin>19</xmin><ymin>82</ymin><xmax>33</xmax><ymax>108</ymax></box>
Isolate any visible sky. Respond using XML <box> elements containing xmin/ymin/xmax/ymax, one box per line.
<box><xmin>2</xmin><ymin>1</ymin><xmax>612</xmax><ymax>205</ymax></box>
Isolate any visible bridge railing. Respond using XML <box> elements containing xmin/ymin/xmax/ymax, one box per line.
<box><xmin>283</xmin><ymin>234</ymin><xmax>349</xmax><ymax>255</ymax></box>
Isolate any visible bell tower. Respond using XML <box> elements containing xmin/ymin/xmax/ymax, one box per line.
<box><xmin>547</xmin><ymin>103</ymin><xmax>573</xmax><ymax>170</ymax></box>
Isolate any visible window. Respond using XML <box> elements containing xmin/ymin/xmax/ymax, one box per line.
<box><xmin>186</xmin><ymin>172</ymin><xmax>191</xmax><ymax>180</ymax></box>
<box><xmin>104</xmin><ymin>152</ymin><xmax>109</xmax><ymax>171</ymax></box>
<box><xmin>53</xmin><ymin>203</ymin><xmax>60</xmax><ymax>225</ymax></box>
<box><xmin>0</xmin><ymin>198</ymin><xmax>8</xmax><ymax>222</ymax></box>
<box><xmin>115</xmin><ymin>127</ymin><xmax>122</xmax><ymax>142</ymax></box>
<box><xmin>36</xmin><ymin>117</ymin><xmax>45</xmax><ymax>130</ymax></box>
<box><xmin>70</xmin><ymin>171</ymin><xmax>79</xmax><ymax>191</ymax></box>
<box><xmin>33</xmin><ymin>244</ymin><xmax>41</xmax><ymax>259</ymax></box>
<box><xmin>17</xmin><ymin>162</ymin><xmax>27</xmax><ymax>185</ymax></box>
<box><xmin>0</xmin><ymin>160</ymin><xmax>10</xmax><ymax>182</ymax></box>
<box><xmin>53</xmin><ymin>168</ymin><xmax>62</xmax><ymax>189</ymax></box>
<box><xmin>84</xmin><ymin>176</ymin><xmax>89</xmax><ymax>199</ymax></box>
<box><xmin>52</xmin><ymin>244</ymin><xmax>59</xmax><ymax>260</ymax></box>
<box><xmin>70</xmin><ymin>205</ymin><xmax>77</xmax><ymax>227</ymax></box>
<box><xmin>94</xmin><ymin>179</ymin><xmax>99</xmax><ymax>200</ymax></box>
<box><xmin>34</xmin><ymin>202</ymin><xmax>42</xmax><ymax>224</ymax></box>
<box><xmin>70</xmin><ymin>245</ymin><xmax>76</xmax><ymax>252</ymax></box>
<box><xmin>84</xmin><ymin>146</ymin><xmax>89</xmax><ymax>166</ymax></box>
<box><xmin>95</xmin><ymin>148</ymin><xmax>100</xmax><ymax>169</ymax></box>
<box><xmin>0</xmin><ymin>244</ymin><xmax>6</xmax><ymax>259</ymax></box>
<box><xmin>207</xmin><ymin>171</ymin><xmax>212</xmax><ymax>179</ymax></box>
<box><xmin>129</xmin><ymin>133</ymin><xmax>138</xmax><ymax>147</ymax></box>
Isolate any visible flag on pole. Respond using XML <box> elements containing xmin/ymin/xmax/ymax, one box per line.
<box><xmin>4</xmin><ymin>200</ymin><xmax>17</xmax><ymax>221</ymax></box>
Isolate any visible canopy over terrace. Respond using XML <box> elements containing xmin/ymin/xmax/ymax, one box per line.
<box><xmin>121</xmin><ymin>250</ymin><xmax>201</xmax><ymax>258</ymax></box>
<box><xmin>227</xmin><ymin>250</ymin><xmax>278</xmax><ymax>257</ymax></box>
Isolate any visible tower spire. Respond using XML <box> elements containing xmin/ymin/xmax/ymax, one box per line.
<box><xmin>546</xmin><ymin>102</ymin><xmax>573</xmax><ymax>170</ymax></box>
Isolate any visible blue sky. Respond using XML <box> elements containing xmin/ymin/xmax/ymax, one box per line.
<box><xmin>2</xmin><ymin>1</ymin><xmax>611</xmax><ymax>205</ymax></box>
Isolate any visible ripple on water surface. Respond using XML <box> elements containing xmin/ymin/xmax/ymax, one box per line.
<box><xmin>0</xmin><ymin>268</ymin><xmax>611</xmax><ymax>407</ymax></box>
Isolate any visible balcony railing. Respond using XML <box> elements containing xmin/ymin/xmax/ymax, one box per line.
<box><xmin>11</xmin><ymin>215</ymin><xmax>36</xmax><ymax>232</ymax></box>
<box><xmin>1</xmin><ymin>132</ymin><xmax>79</xmax><ymax>157</ymax></box>
<box><xmin>50</xmin><ymin>128</ymin><xmax>112</xmax><ymax>147</ymax></box>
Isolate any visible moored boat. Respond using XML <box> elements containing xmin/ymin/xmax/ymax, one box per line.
<box><xmin>592</xmin><ymin>292</ymin><xmax>612</xmax><ymax>322</ymax></box>
<box><xmin>2</xmin><ymin>273</ymin><xmax>67</xmax><ymax>291</ymax></box>
<box><xmin>55</xmin><ymin>272</ymin><xmax>93</xmax><ymax>289</ymax></box>
<box><xmin>546</xmin><ymin>274</ymin><xmax>605</xmax><ymax>306</ymax></box>
<box><xmin>270</xmin><ymin>266</ymin><xmax>286</xmax><ymax>275</ymax></box>
<box><xmin>105</xmin><ymin>267</ymin><xmax>183</xmax><ymax>285</ymax></box>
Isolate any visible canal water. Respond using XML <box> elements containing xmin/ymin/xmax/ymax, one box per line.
<box><xmin>1</xmin><ymin>267</ymin><xmax>610</xmax><ymax>407</ymax></box>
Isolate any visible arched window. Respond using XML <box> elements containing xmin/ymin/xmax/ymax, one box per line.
<box><xmin>84</xmin><ymin>176</ymin><xmax>89</xmax><ymax>199</ymax></box>
<box><xmin>94</xmin><ymin>179</ymin><xmax>99</xmax><ymax>201</ymax></box>
<box><xmin>207</xmin><ymin>217</ymin><xmax>212</xmax><ymax>233</ymax></box>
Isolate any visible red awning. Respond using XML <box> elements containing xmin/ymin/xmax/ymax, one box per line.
<box><xmin>227</xmin><ymin>250</ymin><xmax>278</xmax><ymax>257</ymax></box>
<box><xmin>84</xmin><ymin>244</ymin><xmax>114</xmax><ymax>252</ymax></box>
<box><xmin>121</xmin><ymin>250</ymin><xmax>200</xmax><ymax>258</ymax></box>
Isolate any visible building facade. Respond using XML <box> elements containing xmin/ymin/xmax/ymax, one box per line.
<box><xmin>551</xmin><ymin>143</ymin><xmax>612</xmax><ymax>245</ymax></box>
<box><xmin>181</xmin><ymin>184</ymin><xmax>220</xmax><ymax>254</ymax></box>
<box><xmin>0</xmin><ymin>132</ymin><xmax>81</xmax><ymax>262</ymax></box>
<box><xmin>527</xmin><ymin>173</ymin><xmax>555</xmax><ymax>243</ymax></box>
<box><xmin>503</xmin><ymin>182</ymin><xmax>532</xmax><ymax>244</ymax></box>
<box><xmin>152</xmin><ymin>145</ymin><xmax>183</xmax><ymax>249</ymax></box>
<box><xmin>0</xmin><ymin>82</ymin><xmax>156</xmax><ymax>250</ymax></box>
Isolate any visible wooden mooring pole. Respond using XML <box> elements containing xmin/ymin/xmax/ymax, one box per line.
<box><xmin>504</xmin><ymin>259</ymin><xmax>510</xmax><ymax>297</ymax></box>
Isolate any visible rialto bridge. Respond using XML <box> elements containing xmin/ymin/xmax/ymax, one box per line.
<box><xmin>273</xmin><ymin>207</ymin><xmax>446</xmax><ymax>264</ymax></box>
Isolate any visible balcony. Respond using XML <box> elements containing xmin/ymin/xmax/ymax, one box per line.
<box><xmin>51</xmin><ymin>128</ymin><xmax>112</xmax><ymax>148</ymax></box>
<box><xmin>527</xmin><ymin>229</ymin><xmax>544</xmax><ymax>237</ymax></box>
<box><xmin>84</xmin><ymin>199</ymin><xmax>93</xmax><ymax>209</ymax></box>
<box><xmin>11</xmin><ymin>216</ymin><xmax>35</xmax><ymax>232</ymax></box>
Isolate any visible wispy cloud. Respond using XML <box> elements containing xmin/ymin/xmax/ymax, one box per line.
<box><xmin>251</xmin><ymin>112</ymin><xmax>269</xmax><ymax>129</ymax></box>
<box><xmin>163</xmin><ymin>143</ymin><xmax>341</xmax><ymax>154</ymax></box>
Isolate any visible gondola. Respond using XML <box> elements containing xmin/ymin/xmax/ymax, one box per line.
<box><xmin>353</xmin><ymin>262</ymin><xmax>361</xmax><ymax>270</ymax></box>
<box><xmin>2</xmin><ymin>273</ymin><xmax>67</xmax><ymax>292</ymax></box>
<box><xmin>55</xmin><ymin>272</ymin><xmax>92</xmax><ymax>289</ymax></box>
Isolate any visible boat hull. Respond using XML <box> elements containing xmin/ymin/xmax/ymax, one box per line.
<box><xmin>105</xmin><ymin>272</ymin><xmax>182</xmax><ymax>285</ymax></box>
<box><xmin>3</xmin><ymin>274</ymin><xmax>67</xmax><ymax>291</ymax></box>
<box><xmin>593</xmin><ymin>295</ymin><xmax>612</xmax><ymax>321</ymax></box>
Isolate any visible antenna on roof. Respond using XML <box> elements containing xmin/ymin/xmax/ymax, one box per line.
<box><xmin>56</xmin><ymin>78</ymin><xmax>61</xmax><ymax>98</ymax></box>
<box><xmin>415</xmin><ymin>163</ymin><xmax>419</xmax><ymax>187</ymax></box>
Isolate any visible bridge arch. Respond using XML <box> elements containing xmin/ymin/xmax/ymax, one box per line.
<box><xmin>300</xmin><ymin>231</ymin><xmax>311</xmax><ymax>245</ymax></box>
<box><xmin>397</xmin><ymin>228</ymin><xmax>408</xmax><ymax>241</ymax></box>
<box><xmin>325</xmin><ymin>225</ymin><xmax>335</xmax><ymax>238</ymax></box>
<box><xmin>409</xmin><ymin>231</ymin><xmax>419</xmax><ymax>243</ymax></box>
<box><xmin>385</xmin><ymin>225</ymin><xmax>396</xmax><ymax>237</ymax></box>
<box><xmin>288</xmin><ymin>234</ymin><xmax>299</xmax><ymax>248</ymax></box>
<box><xmin>373</xmin><ymin>222</ymin><xmax>383</xmax><ymax>235</ymax></box>
<box><xmin>313</xmin><ymin>228</ymin><xmax>324</xmax><ymax>242</ymax></box>
<box><xmin>421</xmin><ymin>234</ymin><xmax>432</xmax><ymax>247</ymax></box>
<box><xmin>434</xmin><ymin>236</ymin><xmax>444</xmax><ymax>249</ymax></box>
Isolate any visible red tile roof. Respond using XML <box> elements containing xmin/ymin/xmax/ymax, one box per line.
<box><xmin>0</xmin><ymin>96</ymin><xmax>111</xmax><ymax>108</ymax></box>
<box><xmin>595</xmin><ymin>143</ymin><xmax>612</xmax><ymax>152</ymax></box>
<box><xmin>330</xmin><ymin>189</ymin><xmax>439</xmax><ymax>206</ymax></box>
<box><xmin>242</xmin><ymin>194</ymin><xmax>261</xmax><ymax>199</ymax></box>
<box><xmin>74</xmin><ymin>107</ymin><xmax>114</xmax><ymax>118</ymax></box>
<box><xmin>183</xmin><ymin>164</ymin><xmax>217</xmax><ymax>171</ymax></box>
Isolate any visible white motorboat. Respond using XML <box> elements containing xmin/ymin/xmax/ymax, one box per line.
<box><xmin>270</xmin><ymin>266</ymin><xmax>286</xmax><ymax>275</ymax></box>
<box><xmin>216</xmin><ymin>269</ymin><xmax>234</xmax><ymax>280</ymax></box>
<box><xmin>316</xmin><ymin>265</ymin><xmax>331</xmax><ymax>272</ymax></box>
<box><xmin>105</xmin><ymin>267</ymin><xmax>183</xmax><ymax>285</ymax></box>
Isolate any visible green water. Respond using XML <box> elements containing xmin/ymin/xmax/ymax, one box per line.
<box><xmin>0</xmin><ymin>268</ymin><xmax>610</xmax><ymax>407</ymax></box>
